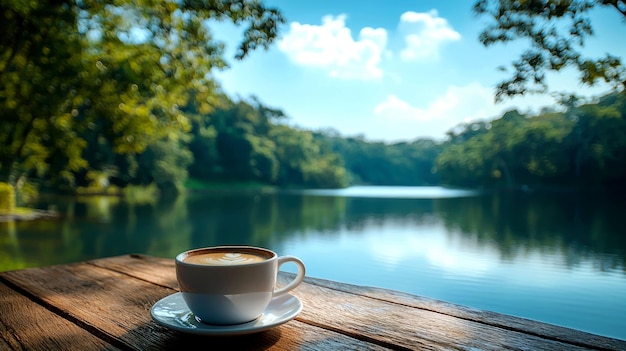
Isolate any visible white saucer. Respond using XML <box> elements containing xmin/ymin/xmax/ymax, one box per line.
<box><xmin>150</xmin><ymin>292</ymin><xmax>302</xmax><ymax>336</ymax></box>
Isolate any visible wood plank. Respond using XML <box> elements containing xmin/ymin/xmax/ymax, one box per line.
<box><xmin>289</xmin><ymin>274</ymin><xmax>626</xmax><ymax>351</ymax></box>
<box><xmin>0</xmin><ymin>282</ymin><xmax>120</xmax><ymax>351</ymax></box>
<box><xmin>0</xmin><ymin>260</ymin><xmax>392</xmax><ymax>350</ymax></box>
<box><xmin>89</xmin><ymin>254</ymin><xmax>625</xmax><ymax>351</ymax></box>
<box><xmin>282</xmin><ymin>275</ymin><xmax>606</xmax><ymax>351</ymax></box>
<box><xmin>89</xmin><ymin>253</ymin><xmax>178</xmax><ymax>288</ymax></box>
<box><xmin>131</xmin><ymin>320</ymin><xmax>393</xmax><ymax>351</ymax></box>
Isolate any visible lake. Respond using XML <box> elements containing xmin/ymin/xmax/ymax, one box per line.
<box><xmin>1</xmin><ymin>186</ymin><xmax>625</xmax><ymax>340</ymax></box>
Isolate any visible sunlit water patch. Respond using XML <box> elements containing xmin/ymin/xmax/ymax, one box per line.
<box><xmin>296</xmin><ymin>186</ymin><xmax>480</xmax><ymax>198</ymax></box>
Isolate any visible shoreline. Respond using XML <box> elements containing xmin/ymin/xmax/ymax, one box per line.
<box><xmin>0</xmin><ymin>208</ymin><xmax>59</xmax><ymax>222</ymax></box>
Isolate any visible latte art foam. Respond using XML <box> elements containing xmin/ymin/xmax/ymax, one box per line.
<box><xmin>184</xmin><ymin>252</ymin><xmax>267</xmax><ymax>266</ymax></box>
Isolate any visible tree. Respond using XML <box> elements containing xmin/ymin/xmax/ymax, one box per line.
<box><xmin>434</xmin><ymin>93</ymin><xmax>626</xmax><ymax>189</ymax></box>
<box><xmin>0</xmin><ymin>1</ymin><xmax>87</xmax><ymax>185</ymax></box>
<box><xmin>474</xmin><ymin>0</ymin><xmax>626</xmax><ymax>101</ymax></box>
<box><xmin>131</xmin><ymin>130</ymin><xmax>194</xmax><ymax>193</ymax></box>
<box><xmin>0</xmin><ymin>0</ymin><xmax>284</xmax><ymax>188</ymax></box>
<box><xmin>563</xmin><ymin>94</ymin><xmax>626</xmax><ymax>185</ymax></box>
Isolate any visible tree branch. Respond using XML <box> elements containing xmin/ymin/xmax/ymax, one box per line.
<box><xmin>604</xmin><ymin>1</ymin><xmax>626</xmax><ymax>18</ymax></box>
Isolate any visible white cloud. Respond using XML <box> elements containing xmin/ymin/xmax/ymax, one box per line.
<box><xmin>373</xmin><ymin>82</ymin><xmax>508</xmax><ymax>139</ymax></box>
<box><xmin>278</xmin><ymin>14</ymin><xmax>387</xmax><ymax>79</ymax></box>
<box><xmin>399</xmin><ymin>9</ymin><xmax>461</xmax><ymax>61</ymax></box>
<box><xmin>276</xmin><ymin>10</ymin><xmax>460</xmax><ymax>79</ymax></box>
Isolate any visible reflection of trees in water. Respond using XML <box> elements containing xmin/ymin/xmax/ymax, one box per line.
<box><xmin>434</xmin><ymin>192</ymin><xmax>626</xmax><ymax>273</ymax></box>
<box><xmin>274</xmin><ymin>194</ymin><xmax>346</xmax><ymax>237</ymax></box>
<box><xmin>0</xmin><ymin>221</ymin><xmax>21</xmax><ymax>270</ymax></box>
<box><xmin>0</xmin><ymin>207</ymin><xmax>87</xmax><ymax>271</ymax></box>
<box><xmin>341</xmin><ymin>198</ymin><xmax>436</xmax><ymax>231</ymax></box>
<box><xmin>271</xmin><ymin>195</ymin><xmax>435</xmax><ymax>239</ymax></box>
<box><xmin>187</xmin><ymin>193</ymin><xmax>270</xmax><ymax>248</ymax></box>
<box><xmin>1</xmin><ymin>194</ymin><xmax>195</xmax><ymax>272</ymax></box>
<box><xmin>185</xmin><ymin>192</ymin><xmax>348</xmax><ymax>247</ymax></box>
<box><xmin>216</xmin><ymin>190</ymin><xmax>625</xmax><ymax>275</ymax></box>
<box><xmin>67</xmin><ymin>194</ymin><xmax>195</xmax><ymax>260</ymax></box>
<box><xmin>3</xmin><ymin>189</ymin><xmax>624</xmax><ymax>274</ymax></box>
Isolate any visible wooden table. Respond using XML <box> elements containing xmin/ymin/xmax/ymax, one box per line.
<box><xmin>1</xmin><ymin>254</ymin><xmax>624</xmax><ymax>350</ymax></box>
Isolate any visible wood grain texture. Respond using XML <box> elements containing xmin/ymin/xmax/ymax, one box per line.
<box><xmin>1</xmin><ymin>254</ymin><xmax>624</xmax><ymax>351</ymax></box>
<box><xmin>297</xmin><ymin>274</ymin><xmax>626</xmax><ymax>351</ymax></box>
<box><xmin>280</xmin><ymin>275</ymin><xmax>605</xmax><ymax>351</ymax></box>
<box><xmin>0</xmin><ymin>256</ymin><xmax>391</xmax><ymax>350</ymax></box>
<box><xmin>0</xmin><ymin>282</ymin><xmax>120</xmax><ymax>351</ymax></box>
<box><xmin>92</xmin><ymin>254</ymin><xmax>626</xmax><ymax>351</ymax></box>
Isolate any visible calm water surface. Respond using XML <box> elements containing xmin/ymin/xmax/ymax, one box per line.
<box><xmin>1</xmin><ymin>186</ymin><xmax>625</xmax><ymax>340</ymax></box>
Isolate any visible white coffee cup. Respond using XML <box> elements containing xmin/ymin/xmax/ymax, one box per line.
<box><xmin>175</xmin><ymin>246</ymin><xmax>306</xmax><ymax>325</ymax></box>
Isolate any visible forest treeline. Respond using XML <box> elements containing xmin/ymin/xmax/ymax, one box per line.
<box><xmin>435</xmin><ymin>93</ymin><xmax>626</xmax><ymax>189</ymax></box>
<box><xmin>15</xmin><ymin>90</ymin><xmax>626</xmax><ymax>195</ymax></box>
<box><xmin>2</xmin><ymin>1</ymin><xmax>626</xmax><ymax>199</ymax></box>
<box><xmin>181</xmin><ymin>91</ymin><xmax>626</xmax><ymax>192</ymax></box>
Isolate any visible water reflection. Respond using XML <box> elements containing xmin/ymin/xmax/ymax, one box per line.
<box><xmin>434</xmin><ymin>192</ymin><xmax>626</xmax><ymax>271</ymax></box>
<box><xmin>2</xmin><ymin>189</ymin><xmax>624</xmax><ymax>274</ymax></box>
<box><xmin>1</xmin><ymin>187</ymin><xmax>625</xmax><ymax>339</ymax></box>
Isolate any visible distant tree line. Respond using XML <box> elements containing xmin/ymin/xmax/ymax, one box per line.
<box><xmin>435</xmin><ymin>93</ymin><xmax>626</xmax><ymax>190</ymax></box>
<box><xmin>184</xmin><ymin>95</ymin><xmax>348</xmax><ymax>189</ymax></box>
<box><xmin>78</xmin><ymin>90</ymin><xmax>626</xmax><ymax>193</ymax></box>
<box><xmin>313</xmin><ymin>91</ymin><xmax>626</xmax><ymax>191</ymax></box>
<box><xmin>313</xmin><ymin>132</ymin><xmax>443</xmax><ymax>186</ymax></box>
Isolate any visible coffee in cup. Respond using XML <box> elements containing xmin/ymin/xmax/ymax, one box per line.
<box><xmin>176</xmin><ymin>246</ymin><xmax>306</xmax><ymax>325</ymax></box>
<box><xmin>183</xmin><ymin>250</ymin><xmax>269</xmax><ymax>266</ymax></box>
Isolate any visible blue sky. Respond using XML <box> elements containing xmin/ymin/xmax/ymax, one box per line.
<box><xmin>212</xmin><ymin>1</ymin><xmax>625</xmax><ymax>143</ymax></box>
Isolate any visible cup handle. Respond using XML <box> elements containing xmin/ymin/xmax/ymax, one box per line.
<box><xmin>273</xmin><ymin>256</ymin><xmax>306</xmax><ymax>297</ymax></box>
